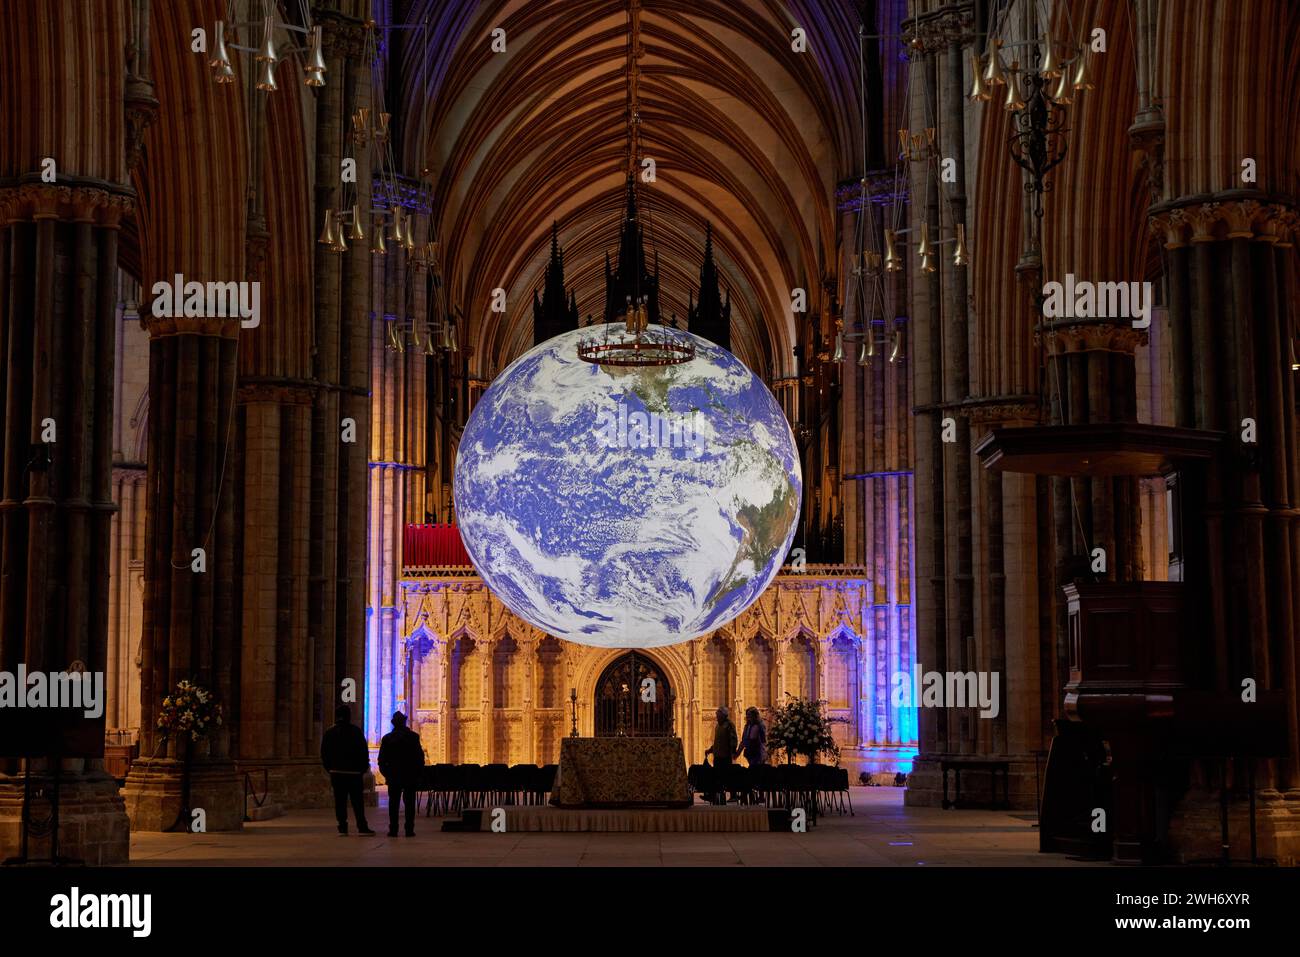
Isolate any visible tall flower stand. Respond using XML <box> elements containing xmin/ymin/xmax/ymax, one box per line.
<box><xmin>163</xmin><ymin>738</ymin><xmax>195</xmax><ymax>833</ymax></box>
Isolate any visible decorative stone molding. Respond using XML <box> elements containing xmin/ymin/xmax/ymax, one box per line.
<box><xmin>124</xmin><ymin>76</ymin><xmax>158</xmax><ymax>175</ymax></box>
<box><xmin>316</xmin><ymin>9</ymin><xmax>369</xmax><ymax>59</ymax></box>
<box><xmin>400</xmin><ymin>570</ymin><xmax>872</xmax><ymax>651</ymax></box>
<box><xmin>141</xmin><ymin>315</ymin><xmax>243</xmax><ymax>338</ymax></box>
<box><xmin>235</xmin><ymin>378</ymin><xmax>318</xmax><ymax>406</ymax></box>
<box><xmin>901</xmin><ymin>4</ymin><xmax>976</xmax><ymax>55</ymax></box>
<box><xmin>0</xmin><ymin>181</ymin><xmax>134</xmax><ymax>226</ymax></box>
<box><xmin>1128</xmin><ymin>108</ymin><xmax>1165</xmax><ymax>204</ymax></box>
<box><xmin>961</xmin><ymin>395</ymin><xmax>1042</xmax><ymax>427</ymax></box>
<box><xmin>1148</xmin><ymin>193</ymin><xmax>1297</xmax><ymax>247</ymax></box>
<box><xmin>1038</xmin><ymin>320</ymin><xmax>1148</xmax><ymax>354</ymax></box>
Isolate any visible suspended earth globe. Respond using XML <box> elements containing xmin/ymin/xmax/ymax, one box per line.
<box><xmin>454</xmin><ymin>323</ymin><xmax>801</xmax><ymax>648</ymax></box>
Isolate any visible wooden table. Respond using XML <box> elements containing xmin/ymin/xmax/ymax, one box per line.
<box><xmin>551</xmin><ymin>737</ymin><xmax>690</xmax><ymax>808</ymax></box>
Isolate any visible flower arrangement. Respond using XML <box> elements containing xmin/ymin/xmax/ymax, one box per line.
<box><xmin>157</xmin><ymin>680</ymin><xmax>223</xmax><ymax>743</ymax></box>
<box><xmin>767</xmin><ymin>695</ymin><xmax>843</xmax><ymax>765</ymax></box>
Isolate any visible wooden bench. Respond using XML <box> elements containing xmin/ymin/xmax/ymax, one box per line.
<box><xmin>940</xmin><ymin>758</ymin><xmax>1010</xmax><ymax>810</ymax></box>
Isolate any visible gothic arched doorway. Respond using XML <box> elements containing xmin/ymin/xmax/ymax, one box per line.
<box><xmin>594</xmin><ymin>652</ymin><xmax>674</xmax><ymax>737</ymax></box>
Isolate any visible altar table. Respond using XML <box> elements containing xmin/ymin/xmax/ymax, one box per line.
<box><xmin>551</xmin><ymin>737</ymin><xmax>691</xmax><ymax>808</ymax></box>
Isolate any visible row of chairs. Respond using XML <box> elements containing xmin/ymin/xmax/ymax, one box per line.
<box><xmin>687</xmin><ymin>762</ymin><xmax>855</xmax><ymax>816</ymax></box>
<box><xmin>416</xmin><ymin>763</ymin><xmax>558</xmax><ymax>816</ymax></box>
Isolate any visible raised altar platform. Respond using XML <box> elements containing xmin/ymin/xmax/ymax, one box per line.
<box><xmin>551</xmin><ymin>736</ymin><xmax>691</xmax><ymax>808</ymax></box>
<box><xmin>445</xmin><ymin>805</ymin><xmax>774</xmax><ymax>832</ymax></box>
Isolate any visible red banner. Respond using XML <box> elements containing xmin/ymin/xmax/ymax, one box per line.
<box><xmin>403</xmin><ymin>523</ymin><xmax>472</xmax><ymax>567</ymax></box>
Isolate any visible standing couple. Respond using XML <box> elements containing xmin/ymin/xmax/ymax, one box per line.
<box><xmin>320</xmin><ymin>706</ymin><xmax>425</xmax><ymax>837</ymax></box>
<box><xmin>705</xmin><ymin>705</ymin><xmax>767</xmax><ymax>770</ymax></box>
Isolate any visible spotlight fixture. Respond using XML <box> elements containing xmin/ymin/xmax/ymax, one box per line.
<box><xmin>304</xmin><ymin>25</ymin><xmax>326</xmax><ymax>87</ymax></box>
<box><xmin>317</xmin><ymin>209</ymin><xmax>336</xmax><ymax>246</ymax></box>
<box><xmin>210</xmin><ymin>21</ymin><xmax>236</xmax><ymax>84</ymax></box>
<box><xmin>953</xmin><ymin>223</ymin><xmax>969</xmax><ymax>267</ymax></box>
<box><xmin>968</xmin><ymin>52</ymin><xmax>992</xmax><ymax>102</ymax></box>
<box><xmin>1002</xmin><ymin>72</ymin><xmax>1026</xmax><ymax>112</ymax></box>
<box><xmin>898</xmin><ymin>127</ymin><xmax>937</xmax><ymax>162</ymax></box>
<box><xmin>883</xmin><ymin>229</ymin><xmax>902</xmax><ymax>272</ymax></box>
<box><xmin>1072</xmin><ymin>50</ymin><xmax>1094</xmax><ymax>90</ymax></box>
<box><xmin>917</xmin><ymin>222</ymin><xmax>936</xmax><ymax>273</ymax></box>
<box><xmin>982</xmin><ymin>38</ymin><xmax>1007</xmax><ymax>86</ymax></box>
<box><xmin>352</xmin><ymin>108</ymin><xmax>370</xmax><ymax>146</ymax></box>
<box><xmin>254</xmin><ymin>15</ymin><xmax>278</xmax><ymax>65</ymax></box>
<box><xmin>1050</xmin><ymin>69</ymin><xmax>1073</xmax><ymax>105</ymax></box>
<box><xmin>889</xmin><ymin>327</ymin><xmax>904</xmax><ymax>363</ymax></box>
<box><xmin>256</xmin><ymin>57</ymin><xmax>278</xmax><ymax>93</ymax></box>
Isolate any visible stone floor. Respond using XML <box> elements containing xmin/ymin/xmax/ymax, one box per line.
<box><xmin>128</xmin><ymin>787</ymin><xmax>1106</xmax><ymax>866</ymax></box>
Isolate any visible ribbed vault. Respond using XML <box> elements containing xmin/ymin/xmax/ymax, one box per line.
<box><xmin>398</xmin><ymin>0</ymin><xmax>865</xmax><ymax>380</ymax></box>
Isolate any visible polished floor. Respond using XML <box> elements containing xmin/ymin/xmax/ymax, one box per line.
<box><xmin>128</xmin><ymin>786</ymin><xmax>1104</xmax><ymax>867</ymax></box>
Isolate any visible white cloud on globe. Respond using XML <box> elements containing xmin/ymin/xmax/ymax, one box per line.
<box><xmin>453</xmin><ymin>323</ymin><xmax>802</xmax><ymax>648</ymax></box>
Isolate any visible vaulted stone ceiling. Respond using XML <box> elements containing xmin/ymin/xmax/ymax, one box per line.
<box><xmin>397</xmin><ymin>0</ymin><xmax>866</xmax><ymax>380</ymax></box>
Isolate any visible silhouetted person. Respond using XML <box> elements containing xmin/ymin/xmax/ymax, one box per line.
<box><xmin>320</xmin><ymin>705</ymin><xmax>373</xmax><ymax>835</ymax></box>
<box><xmin>378</xmin><ymin>710</ymin><xmax>424</xmax><ymax>837</ymax></box>
<box><xmin>704</xmin><ymin>706</ymin><xmax>737</xmax><ymax>804</ymax></box>
<box><xmin>736</xmin><ymin>706</ymin><xmax>767</xmax><ymax>767</ymax></box>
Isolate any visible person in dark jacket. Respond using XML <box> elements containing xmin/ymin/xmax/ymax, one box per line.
<box><xmin>703</xmin><ymin>707</ymin><xmax>738</xmax><ymax>804</ymax></box>
<box><xmin>320</xmin><ymin>705</ymin><xmax>374</xmax><ymax>835</ymax></box>
<box><xmin>378</xmin><ymin>711</ymin><xmax>425</xmax><ymax>837</ymax></box>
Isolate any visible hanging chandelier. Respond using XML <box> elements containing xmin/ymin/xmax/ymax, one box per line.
<box><xmin>968</xmin><ymin>14</ymin><xmax>1094</xmax><ymax>222</ymax></box>
<box><xmin>303</xmin><ymin>12</ymin><xmax>451</xmax><ymax>356</ymax></box>
<box><xmin>208</xmin><ymin>1</ymin><xmax>326</xmax><ymax>91</ymax></box>
<box><xmin>575</xmin><ymin>0</ymin><xmax>694</xmax><ymax>369</ymax></box>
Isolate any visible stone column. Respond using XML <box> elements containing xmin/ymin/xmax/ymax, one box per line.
<box><xmin>308</xmin><ymin>9</ymin><xmax>371</xmax><ymax>765</ymax></box>
<box><xmin>479</xmin><ymin>635</ymin><xmax>496</xmax><ymax>763</ymax></box>
<box><xmin>731</xmin><ymin>636</ymin><xmax>745</xmax><ymax>725</ymax></box>
<box><xmin>522</xmin><ymin>638</ymin><xmax>537</xmax><ymax>764</ymax></box>
<box><xmin>125</xmin><ymin>301</ymin><xmax>242</xmax><ymax>833</ymax></box>
<box><xmin>0</xmin><ymin>182</ymin><xmax>134</xmax><ymax>863</ymax></box>
<box><xmin>856</xmin><ymin>641</ymin><xmax>872</xmax><ymax>747</ymax></box>
<box><xmin>1151</xmin><ymin>198</ymin><xmax>1300</xmax><ymax>861</ymax></box>
<box><xmin>688</xmin><ymin>640</ymin><xmax>701</xmax><ymax>755</ymax></box>
<box><xmin>902</xmin><ymin>3</ymin><xmax>976</xmax><ymax>803</ymax></box>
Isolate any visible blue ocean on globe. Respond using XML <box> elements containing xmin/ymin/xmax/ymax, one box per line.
<box><xmin>453</xmin><ymin>323</ymin><xmax>802</xmax><ymax>648</ymax></box>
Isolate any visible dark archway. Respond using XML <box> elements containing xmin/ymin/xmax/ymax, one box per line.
<box><xmin>594</xmin><ymin>652</ymin><xmax>674</xmax><ymax>737</ymax></box>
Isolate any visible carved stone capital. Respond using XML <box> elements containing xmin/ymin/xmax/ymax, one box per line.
<box><xmin>1274</xmin><ymin>210</ymin><xmax>1299</xmax><ymax>248</ymax></box>
<box><xmin>235</xmin><ymin>378</ymin><xmax>317</xmax><ymax>406</ymax></box>
<box><xmin>0</xmin><ymin>181</ymin><xmax>134</xmax><ymax>226</ymax></box>
<box><xmin>1039</xmin><ymin>320</ymin><xmax>1148</xmax><ymax>355</ymax></box>
<box><xmin>902</xmin><ymin>4</ymin><xmax>975</xmax><ymax>54</ymax></box>
<box><xmin>1148</xmin><ymin>193</ymin><xmax>1297</xmax><ymax>246</ymax></box>
<box><xmin>141</xmin><ymin>315</ymin><xmax>242</xmax><ymax>339</ymax></box>
<box><xmin>314</xmin><ymin>9</ymin><xmax>368</xmax><ymax>59</ymax></box>
<box><xmin>1128</xmin><ymin>108</ymin><xmax>1165</xmax><ymax>203</ymax></box>
<box><xmin>124</xmin><ymin>76</ymin><xmax>159</xmax><ymax>175</ymax></box>
<box><xmin>962</xmin><ymin>395</ymin><xmax>1042</xmax><ymax>426</ymax></box>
